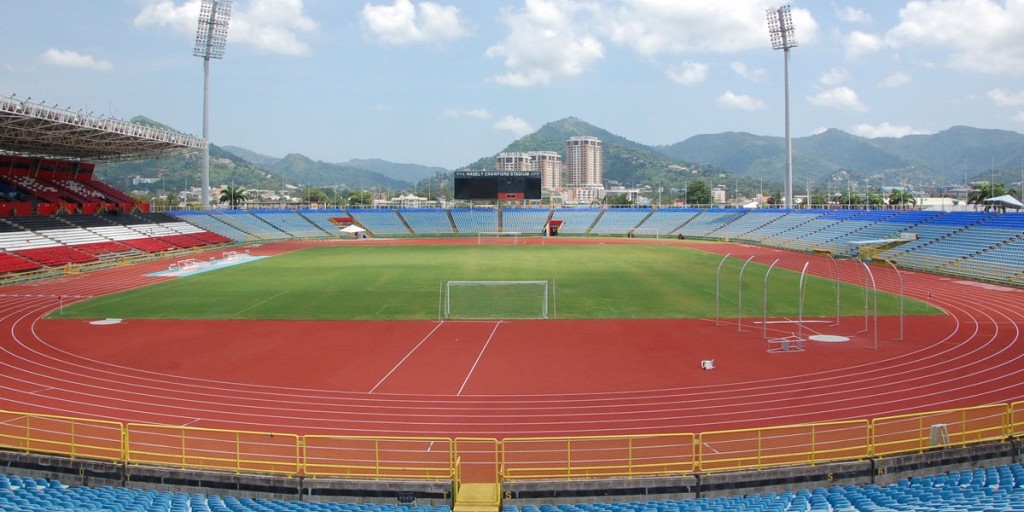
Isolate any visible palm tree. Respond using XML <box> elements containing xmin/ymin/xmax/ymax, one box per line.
<box><xmin>888</xmin><ymin>189</ymin><xmax>917</xmax><ymax>209</ymax></box>
<box><xmin>966</xmin><ymin>183</ymin><xmax>1006</xmax><ymax>209</ymax></box>
<box><xmin>219</xmin><ymin>185</ymin><xmax>247</xmax><ymax>209</ymax></box>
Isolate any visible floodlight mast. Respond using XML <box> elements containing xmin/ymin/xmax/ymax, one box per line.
<box><xmin>767</xmin><ymin>5</ymin><xmax>797</xmax><ymax>209</ymax></box>
<box><xmin>193</xmin><ymin>0</ymin><xmax>232</xmax><ymax>210</ymax></box>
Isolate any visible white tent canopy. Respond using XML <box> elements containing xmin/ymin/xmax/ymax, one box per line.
<box><xmin>984</xmin><ymin>194</ymin><xmax>1024</xmax><ymax>210</ymax></box>
<box><xmin>340</xmin><ymin>224</ymin><xmax>366</xmax><ymax>233</ymax></box>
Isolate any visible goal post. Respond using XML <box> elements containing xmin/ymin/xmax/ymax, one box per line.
<box><xmin>477</xmin><ymin>231</ymin><xmax>521</xmax><ymax>245</ymax></box>
<box><xmin>443</xmin><ymin>280</ymin><xmax>549</xmax><ymax>319</ymax></box>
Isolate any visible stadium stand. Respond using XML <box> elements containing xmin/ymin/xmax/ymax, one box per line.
<box><xmin>0</xmin><ymin>251</ymin><xmax>44</xmax><ymax>273</ymax></box>
<box><xmin>549</xmin><ymin>208</ymin><xmax>602</xmax><ymax>235</ymax></box>
<box><xmin>170</xmin><ymin>210</ymin><xmax>253</xmax><ymax>242</ymax></box>
<box><xmin>252</xmin><ymin>209</ymin><xmax>332</xmax><ymax>238</ymax></box>
<box><xmin>742</xmin><ymin>209</ymin><xmax>821</xmax><ymax>244</ymax></box>
<box><xmin>708</xmin><ymin>209</ymin><xmax>788</xmax><ymax>240</ymax></box>
<box><xmin>501</xmin><ymin>208</ymin><xmax>551</xmax><ymax>235</ymax></box>
<box><xmin>676</xmin><ymin>209</ymin><xmax>746</xmax><ymax>238</ymax></box>
<box><xmin>347</xmin><ymin>209</ymin><xmax>411</xmax><ymax>236</ymax></box>
<box><xmin>3</xmin><ymin>461</ymin><xmax>1024</xmax><ymax>512</ymax></box>
<box><xmin>296</xmin><ymin>209</ymin><xmax>350</xmax><ymax>235</ymax></box>
<box><xmin>400</xmin><ymin>208</ymin><xmax>456</xmax><ymax>235</ymax></box>
<box><xmin>633</xmin><ymin>208</ymin><xmax>700</xmax><ymax>236</ymax></box>
<box><xmin>208</xmin><ymin>210</ymin><xmax>290</xmax><ymax>240</ymax></box>
<box><xmin>589</xmin><ymin>208</ymin><xmax>651</xmax><ymax>236</ymax></box>
<box><xmin>448</xmin><ymin>208</ymin><xmax>499</xmax><ymax>234</ymax></box>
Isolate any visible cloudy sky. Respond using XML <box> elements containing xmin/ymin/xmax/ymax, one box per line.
<box><xmin>3</xmin><ymin>0</ymin><xmax>1024</xmax><ymax>169</ymax></box>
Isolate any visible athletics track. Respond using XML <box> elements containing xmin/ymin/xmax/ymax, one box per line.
<box><xmin>0</xmin><ymin>238</ymin><xmax>1022</xmax><ymax>440</ymax></box>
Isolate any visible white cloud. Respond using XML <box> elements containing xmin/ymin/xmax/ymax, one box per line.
<box><xmin>835</xmin><ymin>5</ymin><xmax>872</xmax><ymax>24</ymax></box>
<box><xmin>807</xmin><ymin>86</ymin><xmax>867</xmax><ymax>111</ymax></box>
<box><xmin>819</xmin><ymin>67</ymin><xmax>849</xmax><ymax>86</ymax></box>
<box><xmin>486</xmin><ymin>0</ymin><xmax>604</xmax><ymax>87</ymax></box>
<box><xmin>852</xmin><ymin>122</ymin><xmax>928</xmax><ymax>138</ymax></box>
<box><xmin>607</xmin><ymin>1</ymin><xmax>818</xmax><ymax>55</ymax></box>
<box><xmin>886</xmin><ymin>0</ymin><xmax>1024</xmax><ymax>74</ymax></box>
<box><xmin>717</xmin><ymin>90</ymin><xmax>766</xmax><ymax>111</ymax></box>
<box><xmin>879</xmin><ymin>71</ymin><xmax>911</xmax><ymax>88</ymax></box>
<box><xmin>845</xmin><ymin>30</ymin><xmax>883</xmax><ymax>59</ymax></box>
<box><xmin>361</xmin><ymin>0</ymin><xmax>466</xmax><ymax>46</ymax></box>
<box><xmin>440</xmin><ymin>108</ymin><xmax>492</xmax><ymax>120</ymax></box>
<box><xmin>667</xmin><ymin>61</ymin><xmax>708</xmax><ymax>86</ymax></box>
<box><xmin>493</xmin><ymin>116</ymin><xmax>533</xmax><ymax>137</ymax></box>
<box><xmin>988</xmin><ymin>88</ymin><xmax>1024</xmax><ymax>107</ymax></box>
<box><xmin>41</xmin><ymin>49</ymin><xmax>113</xmax><ymax>71</ymax></box>
<box><xmin>1013</xmin><ymin>111</ymin><xmax>1024</xmax><ymax>124</ymax></box>
<box><xmin>134</xmin><ymin>0</ymin><xmax>317</xmax><ymax>56</ymax></box>
<box><xmin>730</xmin><ymin>62</ymin><xmax>765</xmax><ymax>81</ymax></box>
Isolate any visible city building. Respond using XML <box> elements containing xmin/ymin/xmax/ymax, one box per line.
<box><xmin>528</xmin><ymin>151</ymin><xmax>561</xmax><ymax>190</ymax></box>
<box><xmin>564</xmin><ymin>136</ymin><xmax>604</xmax><ymax>204</ymax></box>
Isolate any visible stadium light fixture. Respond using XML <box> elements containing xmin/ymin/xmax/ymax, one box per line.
<box><xmin>194</xmin><ymin>0</ymin><xmax>232</xmax><ymax>210</ymax></box>
<box><xmin>767</xmin><ymin>5</ymin><xmax>797</xmax><ymax>209</ymax></box>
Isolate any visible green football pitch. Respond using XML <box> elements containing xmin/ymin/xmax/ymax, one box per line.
<box><xmin>56</xmin><ymin>245</ymin><xmax>938</xmax><ymax>321</ymax></box>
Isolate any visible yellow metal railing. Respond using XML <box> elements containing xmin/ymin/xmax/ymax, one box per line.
<box><xmin>698</xmin><ymin>420</ymin><xmax>869</xmax><ymax>473</ymax></box>
<box><xmin>1</xmin><ymin>402</ymin><xmax>1021</xmax><ymax>485</ymax></box>
<box><xmin>1012</xmin><ymin>401</ymin><xmax>1024</xmax><ymax>437</ymax></box>
<box><xmin>502</xmin><ymin>434</ymin><xmax>695</xmax><ymax>481</ymax></box>
<box><xmin>871</xmin><ymin>404</ymin><xmax>1008</xmax><ymax>457</ymax></box>
<box><xmin>125</xmin><ymin>423</ymin><xmax>301</xmax><ymax>476</ymax></box>
<box><xmin>0</xmin><ymin>410</ymin><xmax>123</xmax><ymax>462</ymax></box>
<box><xmin>303</xmin><ymin>435</ymin><xmax>453</xmax><ymax>480</ymax></box>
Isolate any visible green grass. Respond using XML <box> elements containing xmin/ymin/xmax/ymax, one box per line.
<box><xmin>54</xmin><ymin>245</ymin><xmax>939</xmax><ymax>320</ymax></box>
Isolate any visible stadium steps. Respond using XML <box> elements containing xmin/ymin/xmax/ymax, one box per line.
<box><xmin>447</xmin><ymin>209</ymin><xmax>458</xmax><ymax>234</ymax></box>
<box><xmin>454</xmin><ymin>483</ymin><xmax>501</xmax><ymax>512</ymax></box>
<box><xmin>394</xmin><ymin>210</ymin><xmax>417</xmax><ymax>235</ymax></box>
<box><xmin>584</xmin><ymin>209</ymin><xmax>605</xmax><ymax>234</ymax></box>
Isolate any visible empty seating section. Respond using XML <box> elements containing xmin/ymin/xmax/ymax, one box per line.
<box><xmin>501</xmin><ymin>208</ymin><xmax>551</xmax><ymax>234</ymax></box>
<box><xmin>774</xmin><ymin>209</ymin><xmax>865</xmax><ymax>252</ymax></box>
<box><xmin>0</xmin><ymin>473</ymin><xmax>455</xmax><ymax>512</ymax></box>
<box><xmin>4</xmin><ymin>463</ymin><xmax>1024</xmax><ymax>512</ymax></box>
<box><xmin>448</xmin><ymin>208</ymin><xmax>498</xmax><ymax>234</ymax></box>
<box><xmin>298</xmin><ymin>209</ymin><xmax>350</xmax><ymax>235</ymax></box>
<box><xmin>4</xmin><ymin>176</ymin><xmax>63</xmax><ymax>204</ymax></box>
<box><xmin>14</xmin><ymin>245</ymin><xmax>98</xmax><ymax>266</ymax></box>
<box><xmin>879</xmin><ymin>212</ymin><xmax>995</xmax><ymax>269</ymax></box>
<box><xmin>170</xmin><ymin>211</ymin><xmax>252</xmax><ymax>242</ymax></box>
<box><xmin>504</xmin><ymin>463</ymin><xmax>1024</xmax><ymax>512</ymax></box>
<box><xmin>347</xmin><ymin>209</ymin><xmax>411</xmax><ymax>236</ymax></box>
<box><xmin>710</xmin><ymin>210</ymin><xmax>787</xmax><ymax>240</ymax></box>
<box><xmin>251</xmin><ymin>210</ymin><xmax>330</xmax><ymax>238</ymax></box>
<box><xmin>676</xmin><ymin>209</ymin><xmax>745</xmax><ymax>237</ymax></box>
<box><xmin>400</xmin><ymin>209</ymin><xmax>455</xmax><ymax>235</ymax></box>
<box><xmin>0</xmin><ymin>252</ymin><xmax>42</xmax><ymax>273</ymax></box>
<box><xmin>743</xmin><ymin>210</ymin><xmax>821</xmax><ymax>244</ymax></box>
<box><xmin>550</xmin><ymin>208</ymin><xmax>602</xmax><ymax>234</ymax></box>
<box><xmin>635</xmin><ymin>208</ymin><xmax>700</xmax><ymax>235</ymax></box>
<box><xmin>589</xmin><ymin>209</ymin><xmax>650</xmax><ymax>235</ymax></box>
<box><xmin>209</xmin><ymin>210</ymin><xmax>289</xmax><ymax>240</ymax></box>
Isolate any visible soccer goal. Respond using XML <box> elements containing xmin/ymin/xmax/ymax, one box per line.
<box><xmin>442</xmin><ymin>280</ymin><xmax>549</xmax><ymax>319</ymax></box>
<box><xmin>477</xmin><ymin>231</ymin><xmax>521</xmax><ymax>245</ymax></box>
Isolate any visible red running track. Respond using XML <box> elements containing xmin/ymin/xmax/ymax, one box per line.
<box><xmin>1</xmin><ymin>238</ymin><xmax>1023</xmax><ymax>439</ymax></box>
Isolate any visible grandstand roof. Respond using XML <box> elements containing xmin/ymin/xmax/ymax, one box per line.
<box><xmin>0</xmin><ymin>93</ymin><xmax>205</xmax><ymax>162</ymax></box>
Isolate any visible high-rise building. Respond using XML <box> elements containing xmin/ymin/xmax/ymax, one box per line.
<box><xmin>528</xmin><ymin>151</ymin><xmax>561</xmax><ymax>190</ymax></box>
<box><xmin>495</xmin><ymin>152</ymin><xmax>532</xmax><ymax>172</ymax></box>
<box><xmin>497</xmin><ymin>151</ymin><xmax>562</xmax><ymax>191</ymax></box>
<box><xmin>564</xmin><ymin>136</ymin><xmax>604</xmax><ymax>204</ymax></box>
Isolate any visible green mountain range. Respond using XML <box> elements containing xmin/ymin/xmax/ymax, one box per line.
<box><xmin>95</xmin><ymin>116</ymin><xmax>1024</xmax><ymax>200</ymax></box>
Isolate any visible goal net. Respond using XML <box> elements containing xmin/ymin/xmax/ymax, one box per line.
<box><xmin>477</xmin><ymin>231</ymin><xmax>521</xmax><ymax>245</ymax></box>
<box><xmin>443</xmin><ymin>280</ymin><xmax>548</xmax><ymax>319</ymax></box>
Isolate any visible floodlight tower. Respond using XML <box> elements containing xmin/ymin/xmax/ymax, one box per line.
<box><xmin>193</xmin><ymin>0</ymin><xmax>232</xmax><ymax>210</ymax></box>
<box><xmin>767</xmin><ymin>5</ymin><xmax>797</xmax><ymax>208</ymax></box>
